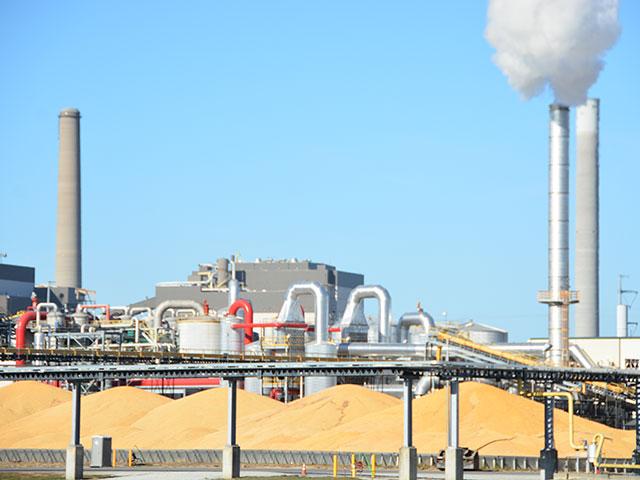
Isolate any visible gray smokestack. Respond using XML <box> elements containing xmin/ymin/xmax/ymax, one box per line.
<box><xmin>538</xmin><ymin>104</ymin><xmax>576</xmax><ymax>367</ymax></box>
<box><xmin>575</xmin><ymin>98</ymin><xmax>600</xmax><ymax>338</ymax></box>
<box><xmin>55</xmin><ymin>108</ymin><xmax>82</xmax><ymax>288</ymax></box>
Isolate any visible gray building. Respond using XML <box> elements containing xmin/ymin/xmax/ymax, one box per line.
<box><xmin>0</xmin><ymin>264</ymin><xmax>35</xmax><ymax>315</ymax></box>
<box><xmin>132</xmin><ymin>258</ymin><xmax>364</xmax><ymax>325</ymax></box>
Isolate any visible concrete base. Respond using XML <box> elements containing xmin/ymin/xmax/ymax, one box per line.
<box><xmin>539</xmin><ymin>448</ymin><xmax>558</xmax><ymax>480</ymax></box>
<box><xmin>65</xmin><ymin>444</ymin><xmax>84</xmax><ymax>480</ymax></box>
<box><xmin>222</xmin><ymin>444</ymin><xmax>241</xmax><ymax>479</ymax></box>
<box><xmin>399</xmin><ymin>446</ymin><xmax>417</xmax><ymax>480</ymax></box>
<box><xmin>445</xmin><ymin>447</ymin><xmax>464</xmax><ymax>480</ymax></box>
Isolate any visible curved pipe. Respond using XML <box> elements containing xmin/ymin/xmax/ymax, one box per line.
<box><xmin>532</xmin><ymin>391</ymin><xmax>583</xmax><ymax>450</ymax></box>
<box><xmin>284</xmin><ymin>282</ymin><xmax>329</xmax><ymax>344</ymax></box>
<box><xmin>228</xmin><ymin>299</ymin><xmax>254</xmax><ymax>345</ymax></box>
<box><xmin>392</xmin><ymin>309</ymin><xmax>435</xmax><ymax>343</ymax></box>
<box><xmin>35</xmin><ymin>303</ymin><xmax>58</xmax><ymax>328</ymax></box>
<box><xmin>15</xmin><ymin>311</ymin><xmax>47</xmax><ymax>366</ymax></box>
<box><xmin>340</xmin><ymin>285</ymin><xmax>391</xmax><ymax>342</ymax></box>
<box><xmin>153</xmin><ymin>300</ymin><xmax>204</xmax><ymax>329</ymax></box>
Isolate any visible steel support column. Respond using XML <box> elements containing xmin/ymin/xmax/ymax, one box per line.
<box><xmin>399</xmin><ymin>376</ymin><xmax>417</xmax><ymax>480</ymax></box>
<box><xmin>446</xmin><ymin>380</ymin><xmax>463</xmax><ymax>480</ymax></box>
<box><xmin>223</xmin><ymin>379</ymin><xmax>240</xmax><ymax>479</ymax></box>
<box><xmin>403</xmin><ymin>377</ymin><xmax>413</xmax><ymax>447</ymax></box>
<box><xmin>539</xmin><ymin>383</ymin><xmax>558</xmax><ymax>480</ymax></box>
<box><xmin>633</xmin><ymin>381</ymin><xmax>640</xmax><ymax>473</ymax></box>
<box><xmin>66</xmin><ymin>381</ymin><xmax>83</xmax><ymax>480</ymax></box>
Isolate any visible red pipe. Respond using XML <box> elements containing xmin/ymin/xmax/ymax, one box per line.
<box><xmin>15</xmin><ymin>311</ymin><xmax>46</xmax><ymax>366</ymax></box>
<box><xmin>130</xmin><ymin>378</ymin><xmax>221</xmax><ymax>387</ymax></box>
<box><xmin>231</xmin><ymin>322</ymin><xmax>310</xmax><ymax>330</ymax></box>
<box><xmin>227</xmin><ymin>299</ymin><xmax>254</xmax><ymax>344</ymax></box>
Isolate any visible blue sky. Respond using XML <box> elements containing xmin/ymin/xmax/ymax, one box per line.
<box><xmin>1</xmin><ymin>1</ymin><xmax>638</xmax><ymax>341</ymax></box>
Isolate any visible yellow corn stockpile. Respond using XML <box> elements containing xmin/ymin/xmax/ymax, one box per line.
<box><xmin>0</xmin><ymin>381</ymin><xmax>633</xmax><ymax>457</ymax></box>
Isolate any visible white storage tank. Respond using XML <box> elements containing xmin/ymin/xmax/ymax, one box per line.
<box><xmin>220</xmin><ymin>315</ymin><xmax>244</xmax><ymax>355</ymax></box>
<box><xmin>304</xmin><ymin>342</ymin><xmax>337</xmax><ymax>395</ymax></box>
<box><xmin>459</xmin><ymin>321</ymin><xmax>508</xmax><ymax>345</ymax></box>
<box><xmin>178</xmin><ymin>315</ymin><xmax>221</xmax><ymax>354</ymax></box>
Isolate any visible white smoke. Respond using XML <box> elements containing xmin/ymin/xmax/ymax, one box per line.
<box><xmin>485</xmin><ymin>0</ymin><xmax>620</xmax><ymax>106</ymax></box>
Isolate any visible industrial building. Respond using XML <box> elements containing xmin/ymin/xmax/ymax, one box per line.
<box><xmin>132</xmin><ymin>257</ymin><xmax>365</xmax><ymax>327</ymax></box>
<box><xmin>3</xmin><ymin>100</ymin><xmax>639</xmax><ymax>480</ymax></box>
<box><xmin>0</xmin><ymin>263</ymin><xmax>35</xmax><ymax>316</ymax></box>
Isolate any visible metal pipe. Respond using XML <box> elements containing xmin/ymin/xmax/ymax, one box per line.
<box><xmin>228</xmin><ymin>299</ymin><xmax>254</xmax><ymax>345</ymax></box>
<box><xmin>337</xmin><ymin>343</ymin><xmax>426</xmax><ymax>357</ymax></box>
<box><xmin>15</xmin><ymin>311</ymin><xmax>47</xmax><ymax>366</ymax></box>
<box><xmin>533</xmin><ymin>391</ymin><xmax>582</xmax><ymax>450</ymax></box>
<box><xmin>55</xmin><ymin>108</ymin><xmax>82</xmax><ymax>289</ymax></box>
<box><xmin>284</xmin><ymin>282</ymin><xmax>329</xmax><ymax>344</ymax></box>
<box><xmin>403</xmin><ymin>377</ymin><xmax>413</xmax><ymax>447</ymax></box>
<box><xmin>228</xmin><ymin>278</ymin><xmax>240</xmax><ymax>306</ymax></box>
<box><xmin>339</xmin><ymin>285</ymin><xmax>391</xmax><ymax>343</ymax></box>
<box><xmin>575</xmin><ymin>98</ymin><xmax>600</xmax><ymax>338</ymax></box>
<box><xmin>448</xmin><ymin>381</ymin><xmax>459</xmax><ymax>448</ymax></box>
<box><xmin>35</xmin><ymin>302</ymin><xmax>58</xmax><ymax>328</ymax></box>
<box><xmin>548</xmin><ymin>104</ymin><xmax>571</xmax><ymax>367</ymax></box>
<box><xmin>392</xmin><ymin>309</ymin><xmax>435</xmax><ymax>343</ymax></box>
<box><xmin>569</xmin><ymin>344</ymin><xmax>596</xmax><ymax>368</ymax></box>
<box><xmin>153</xmin><ymin>300</ymin><xmax>204</xmax><ymax>329</ymax></box>
<box><xmin>70</xmin><ymin>381</ymin><xmax>81</xmax><ymax>446</ymax></box>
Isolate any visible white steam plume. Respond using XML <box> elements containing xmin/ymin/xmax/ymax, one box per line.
<box><xmin>485</xmin><ymin>0</ymin><xmax>620</xmax><ymax>106</ymax></box>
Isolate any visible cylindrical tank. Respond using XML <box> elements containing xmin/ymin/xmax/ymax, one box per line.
<box><xmin>46</xmin><ymin>311</ymin><xmax>65</xmax><ymax>330</ymax></box>
<box><xmin>460</xmin><ymin>322</ymin><xmax>509</xmax><ymax>344</ymax></box>
<box><xmin>304</xmin><ymin>342</ymin><xmax>337</xmax><ymax>395</ymax></box>
<box><xmin>177</xmin><ymin>315</ymin><xmax>221</xmax><ymax>354</ymax></box>
<box><xmin>244</xmin><ymin>342</ymin><xmax>263</xmax><ymax>394</ymax></box>
<box><xmin>616</xmin><ymin>304</ymin><xmax>628</xmax><ymax>338</ymax></box>
<box><xmin>72</xmin><ymin>311</ymin><xmax>90</xmax><ymax>326</ymax></box>
<box><xmin>220</xmin><ymin>316</ymin><xmax>244</xmax><ymax>355</ymax></box>
<box><xmin>55</xmin><ymin>108</ymin><xmax>82</xmax><ymax>289</ymax></box>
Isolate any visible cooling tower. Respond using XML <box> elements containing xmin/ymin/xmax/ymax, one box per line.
<box><xmin>55</xmin><ymin>108</ymin><xmax>82</xmax><ymax>288</ymax></box>
<box><xmin>575</xmin><ymin>98</ymin><xmax>600</xmax><ymax>338</ymax></box>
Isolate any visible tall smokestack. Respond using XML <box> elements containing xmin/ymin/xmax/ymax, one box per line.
<box><xmin>575</xmin><ymin>98</ymin><xmax>600</xmax><ymax>337</ymax></box>
<box><xmin>539</xmin><ymin>104</ymin><xmax>577</xmax><ymax>367</ymax></box>
<box><xmin>55</xmin><ymin>108</ymin><xmax>82</xmax><ymax>288</ymax></box>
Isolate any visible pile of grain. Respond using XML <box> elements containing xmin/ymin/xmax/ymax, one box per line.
<box><xmin>117</xmin><ymin>387</ymin><xmax>285</xmax><ymax>449</ymax></box>
<box><xmin>0</xmin><ymin>381</ymin><xmax>632</xmax><ymax>458</ymax></box>
<box><xmin>298</xmin><ymin>382</ymin><xmax>634</xmax><ymax>457</ymax></box>
<box><xmin>206</xmin><ymin>384</ymin><xmax>401</xmax><ymax>450</ymax></box>
<box><xmin>0</xmin><ymin>381</ymin><xmax>70</xmax><ymax>424</ymax></box>
<box><xmin>0</xmin><ymin>386</ymin><xmax>170</xmax><ymax>448</ymax></box>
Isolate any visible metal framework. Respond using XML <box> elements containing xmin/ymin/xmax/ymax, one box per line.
<box><xmin>0</xmin><ymin>358</ymin><xmax>638</xmax><ymax>384</ymax></box>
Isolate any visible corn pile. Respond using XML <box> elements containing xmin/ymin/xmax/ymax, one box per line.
<box><xmin>0</xmin><ymin>381</ymin><xmax>632</xmax><ymax>457</ymax></box>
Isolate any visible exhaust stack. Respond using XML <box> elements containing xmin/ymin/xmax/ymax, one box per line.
<box><xmin>575</xmin><ymin>98</ymin><xmax>600</xmax><ymax>338</ymax></box>
<box><xmin>538</xmin><ymin>104</ymin><xmax>577</xmax><ymax>367</ymax></box>
<box><xmin>55</xmin><ymin>108</ymin><xmax>82</xmax><ymax>288</ymax></box>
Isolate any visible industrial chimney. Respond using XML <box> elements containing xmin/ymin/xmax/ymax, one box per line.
<box><xmin>55</xmin><ymin>108</ymin><xmax>82</xmax><ymax>288</ymax></box>
<box><xmin>575</xmin><ymin>98</ymin><xmax>600</xmax><ymax>338</ymax></box>
<box><xmin>538</xmin><ymin>104</ymin><xmax>577</xmax><ymax>367</ymax></box>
